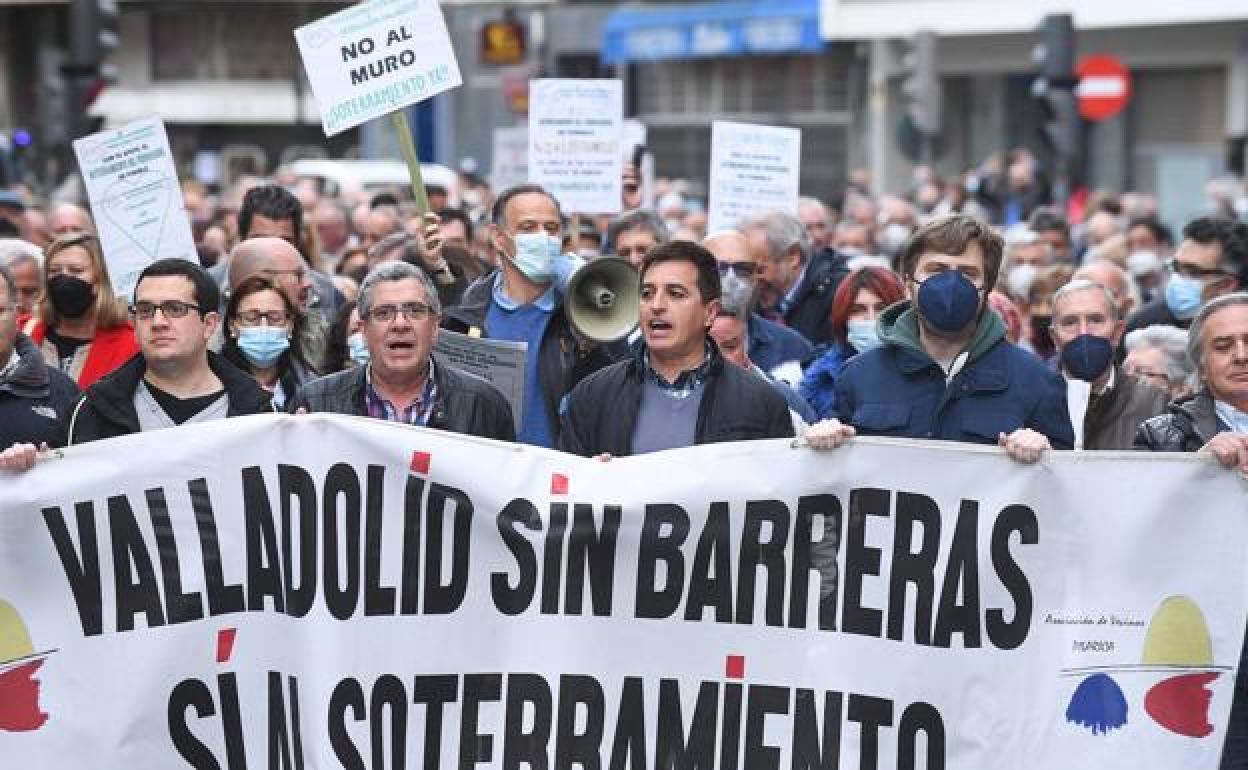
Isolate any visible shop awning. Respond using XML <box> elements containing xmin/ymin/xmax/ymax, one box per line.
<box><xmin>602</xmin><ymin>0</ymin><xmax>822</xmax><ymax>65</ymax></box>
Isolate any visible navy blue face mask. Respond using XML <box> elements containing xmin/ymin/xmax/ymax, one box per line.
<box><xmin>915</xmin><ymin>270</ymin><xmax>981</xmax><ymax>333</ymax></box>
<box><xmin>1060</xmin><ymin>334</ymin><xmax>1115</xmax><ymax>382</ymax></box>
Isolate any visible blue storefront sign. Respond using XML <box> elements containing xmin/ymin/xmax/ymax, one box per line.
<box><xmin>601</xmin><ymin>0</ymin><xmax>822</xmax><ymax>64</ymax></box>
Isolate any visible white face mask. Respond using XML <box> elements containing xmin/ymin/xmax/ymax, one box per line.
<box><xmin>1006</xmin><ymin>264</ymin><xmax>1038</xmax><ymax>298</ymax></box>
<box><xmin>508</xmin><ymin>233</ymin><xmax>562</xmax><ymax>282</ymax></box>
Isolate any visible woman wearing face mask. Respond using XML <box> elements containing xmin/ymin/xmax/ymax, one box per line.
<box><xmin>799</xmin><ymin>267</ymin><xmax>906</xmax><ymax>419</ymax></box>
<box><xmin>20</xmin><ymin>233</ymin><xmax>138</xmax><ymax>388</ymax></box>
<box><xmin>322</xmin><ymin>300</ymin><xmax>366</xmax><ymax>373</ymax></box>
<box><xmin>221</xmin><ymin>275</ymin><xmax>316</xmax><ymax>409</ymax></box>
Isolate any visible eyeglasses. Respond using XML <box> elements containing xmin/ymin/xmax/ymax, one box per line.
<box><xmin>237</xmin><ymin>310</ymin><xmax>290</xmax><ymax>326</ymax></box>
<box><xmin>1166</xmin><ymin>259</ymin><xmax>1230</xmax><ymax>281</ymax></box>
<box><xmin>365</xmin><ymin>301</ymin><xmax>435</xmax><ymax>323</ymax></box>
<box><xmin>131</xmin><ymin>300</ymin><xmax>203</xmax><ymax>320</ymax></box>
<box><xmin>717</xmin><ymin>261</ymin><xmax>759</xmax><ymax>278</ymax></box>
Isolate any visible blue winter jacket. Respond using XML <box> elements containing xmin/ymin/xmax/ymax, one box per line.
<box><xmin>834</xmin><ymin>302</ymin><xmax>1074</xmax><ymax>448</ymax></box>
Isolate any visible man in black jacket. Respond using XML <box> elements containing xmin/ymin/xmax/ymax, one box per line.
<box><xmin>559</xmin><ymin>241</ymin><xmax>793</xmax><ymax>457</ymax></box>
<box><xmin>0</xmin><ymin>265</ymin><xmax>79</xmax><ymax>449</ymax></box>
<box><xmin>1136</xmin><ymin>291</ymin><xmax>1248</xmax><ymax>770</ymax></box>
<box><xmin>289</xmin><ymin>261</ymin><xmax>514</xmax><ymax>442</ymax></box>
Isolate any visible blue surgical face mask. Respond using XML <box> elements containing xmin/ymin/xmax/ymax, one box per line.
<box><xmin>236</xmin><ymin>326</ymin><xmax>290</xmax><ymax>367</ymax></box>
<box><xmin>846</xmin><ymin>318</ymin><xmax>881</xmax><ymax>353</ymax></box>
<box><xmin>347</xmin><ymin>331</ymin><xmax>370</xmax><ymax>366</ymax></box>
<box><xmin>1164</xmin><ymin>274</ymin><xmax>1204</xmax><ymax>321</ymax></box>
<box><xmin>915</xmin><ymin>270</ymin><xmax>981</xmax><ymax>333</ymax></box>
<box><xmin>1060</xmin><ymin>333</ymin><xmax>1115</xmax><ymax>382</ymax></box>
<box><xmin>510</xmin><ymin>233</ymin><xmax>562</xmax><ymax>283</ymax></box>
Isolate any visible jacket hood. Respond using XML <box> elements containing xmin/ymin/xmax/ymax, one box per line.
<box><xmin>0</xmin><ymin>334</ymin><xmax>51</xmax><ymax>398</ymax></box>
<box><xmin>877</xmin><ymin>300</ymin><xmax>1006</xmax><ymax>364</ymax></box>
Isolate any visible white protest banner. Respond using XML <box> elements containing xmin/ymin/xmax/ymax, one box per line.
<box><xmin>434</xmin><ymin>329</ymin><xmax>527</xmax><ymax>432</ymax></box>
<box><xmin>294</xmin><ymin>0</ymin><xmax>462</xmax><ymax>137</ymax></box>
<box><xmin>529</xmin><ymin>79</ymin><xmax>623</xmax><ymax>214</ymax></box>
<box><xmin>2</xmin><ymin>415</ymin><xmax>1246</xmax><ymax>769</ymax></box>
<box><xmin>707</xmin><ymin>120</ymin><xmax>802</xmax><ymax>232</ymax></box>
<box><xmin>72</xmin><ymin>117</ymin><xmax>198</xmax><ymax>298</ymax></box>
<box><xmin>490</xmin><ymin>125</ymin><xmax>530</xmax><ymax>192</ymax></box>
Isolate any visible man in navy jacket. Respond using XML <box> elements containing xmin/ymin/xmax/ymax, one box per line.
<box><xmin>808</xmin><ymin>214</ymin><xmax>1072</xmax><ymax>462</ymax></box>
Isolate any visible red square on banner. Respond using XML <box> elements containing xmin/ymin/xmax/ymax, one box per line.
<box><xmin>725</xmin><ymin>654</ymin><xmax>745</xmax><ymax>680</ymax></box>
<box><xmin>217</xmin><ymin>628</ymin><xmax>237</xmax><ymax>664</ymax></box>
<box><xmin>410</xmin><ymin>451</ymin><xmax>431</xmax><ymax>475</ymax></box>
<box><xmin>551</xmin><ymin>473</ymin><xmax>569</xmax><ymax>495</ymax></box>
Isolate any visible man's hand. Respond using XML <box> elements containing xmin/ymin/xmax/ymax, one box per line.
<box><xmin>1199</xmin><ymin>433</ymin><xmax>1248</xmax><ymax>473</ymax></box>
<box><xmin>804</xmin><ymin>419</ymin><xmax>856</xmax><ymax>450</ymax></box>
<box><xmin>0</xmin><ymin>442</ymin><xmax>42</xmax><ymax>472</ymax></box>
<box><xmin>998</xmin><ymin>428</ymin><xmax>1050</xmax><ymax>464</ymax></box>
<box><xmin>419</xmin><ymin>212</ymin><xmax>455</xmax><ymax>285</ymax></box>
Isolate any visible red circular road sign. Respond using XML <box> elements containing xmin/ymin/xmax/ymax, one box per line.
<box><xmin>1076</xmin><ymin>54</ymin><xmax>1132</xmax><ymax>122</ymax></box>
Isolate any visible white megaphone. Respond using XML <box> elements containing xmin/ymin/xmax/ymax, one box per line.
<box><xmin>554</xmin><ymin>254</ymin><xmax>640</xmax><ymax>343</ymax></box>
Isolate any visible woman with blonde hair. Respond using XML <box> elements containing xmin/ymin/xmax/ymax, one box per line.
<box><xmin>21</xmin><ymin>233</ymin><xmax>137</xmax><ymax>388</ymax></box>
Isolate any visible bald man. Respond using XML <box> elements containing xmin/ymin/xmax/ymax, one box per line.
<box><xmin>49</xmin><ymin>203</ymin><xmax>95</xmax><ymax>237</ymax></box>
<box><xmin>702</xmin><ymin>230</ymin><xmax>812</xmax><ymax>376</ymax></box>
<box><xmin>1074</xmin><ymin>259</ymin><xmax>1135</xmax><ymax>321</ymax></box>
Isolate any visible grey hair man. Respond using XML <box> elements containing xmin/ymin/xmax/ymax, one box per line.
<box><xmin>1050</xmin><ymin>279</ymin><xmax>1167</xmax><ymax>449</ymax></box>
<box><xmin>1124</xmin><ymin>324</ymin><xmax>1194</xmax><ymax>401</ymax></box>
<box><xmin>0</xmin><ymin>238</ymin><xmax>43</xmax><ymax>315</ymax></box>
<box><xmin>606</xmin><ymin>209</ymin><xmax>668</xmax><ymax>268</ymax></box>
<box><xmin>739</xmin><ymin>208</ymin><xmax>848</xmax><ymax>345</ymax></box>
<box><xmin>289</xmin><ymin>261</ymin><xmax>514</xmax><ymax>441</ymax></box>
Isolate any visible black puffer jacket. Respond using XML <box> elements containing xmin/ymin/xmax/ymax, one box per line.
<box><xmin>442</xmin><ymin>271</ymin><xmax>625</xmax><ymax>445</ymax></box>
<box><xmin>287</xmin><ymin>356</ymin><xmax>515</xmax><ymax>442</ymax></box>
<box><xmin>1133</xmin><ymin>390</ymin><xmax>1225</xmax><ymax>452</ymax></box>
<box><xmin>558</xmin><ymin>342</ymin><xmax>794</xmax><ymax>457</ymax></box>
<box><xmin>68</xmin><ymin>351</ymin><xmax>275</xmax><ymax>445</ymax></box>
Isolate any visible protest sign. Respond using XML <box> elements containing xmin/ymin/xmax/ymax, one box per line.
<box><xmin>1</xmin><ymin>415</ymin><xmax>1246</xmax><ymax>769</ymax></box>
<box><xmin>72</xmin><ymin>117</ymin><xmax>198</xmax><ymax>298</ymax></box>
<box><xmin>433</xmin><ymin>329</ymin><xmax>527</xmax><ymax>432</ymax></box>
<box><xmin>490</xmin><ymin>126</ymin><xmax>530</xmax><ymax>193</ymax></box>
<box><xmin>294</xmin><ymin>0</ymin><xmax>463</xmax><ymax>137</ymax></box>
<box><xmin>529</xmin><ymin>79</ymin><xmax>623</xmax><ymax>214</ymax></box>
<box><xmin>707</xmin><ymin>120</ymin><xmax>802</xmax><ymax>232</ymax></box>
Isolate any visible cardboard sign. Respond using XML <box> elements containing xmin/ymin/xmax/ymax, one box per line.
<box><xmin>528</xmin><ymin>79</ymin><xmax>623</xmax><ymax>214</ymax></box>
<box><xmin>294</xmin><ymin>0</ymin><xmax>463</xmax><ymax>137</ymax></box>
<box><xmin>707</xmin><ymin>120</ymin><xmax>801</xmax><ymax>232</ymax></box>
<box><xmin>72</xmin><ymin>117</ymin><xmax>198</xmax><ymax>299</ymax></box>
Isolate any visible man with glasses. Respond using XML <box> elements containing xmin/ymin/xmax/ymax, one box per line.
<box><xmin>0</xmin><ymin>259</ymin><xmax>274</xmax><ymax>461</ymax></box>
<box><xmin>702</xmin><ymin>230</ymin><xmax>812</xmax><ymax>376</ymax></box>
<box><xmin>605</xmin><ymin>209</ymin><xmax>668</xmax><ymax>269</ymax></box>
<box><xmin>805</xmin><ymin>214</ymin><xmax>1073</xmax><ymax>462</ymax></box>
<box><xmin>1126</xmin><ymin>216</ymin><xmax>1248</xmax><ymax>334</ymax></box>
<box><xmin>289</xmin><ymin>261</ymin><xmax>514</xmax><ymax>441</ymax></box>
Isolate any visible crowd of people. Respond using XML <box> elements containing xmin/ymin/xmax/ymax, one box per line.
<box><xmin>1</xmin><ymin>147</ymin><xmax>1248</xmax><ymax>760</ymax></box>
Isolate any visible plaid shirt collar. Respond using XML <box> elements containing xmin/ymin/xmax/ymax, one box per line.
<box><xmin>642</xmin><ymin>340</ymin><xmax>714</xmax><ymax>398</ymax></box>
<box><xmin>364</xmin><ymin>360</ymin><xmax>438</xmax><ymax>426</ymax></box>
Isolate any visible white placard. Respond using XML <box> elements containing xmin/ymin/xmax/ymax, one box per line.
<box><xmin>72</xmin><ymin>117</ymin><xmax>198</xmax><ymax>299</ymax></box>
<box><xmin>528</xmin><ymin>79</ymin><xmax>623</xmax><ymax>214</ymax></box>
<box><xmin>707</xmin><ymin>120</ymin><xmax>802</xmax><ymax>232</ymax></box>
<box><xmin>490</xmin><ymin>126</ymin><xmax>530</xmax><ymax>193</ymax></box>
<box><xmin>294</xmin><ymin>0</ymin><xmax>463</xmax><ymax>137</ymax></box>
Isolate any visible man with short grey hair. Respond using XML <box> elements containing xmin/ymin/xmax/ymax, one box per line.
<box><xmin>606</xmin><ymin>209</ymin><xmax>668</xmax><ymax>268</ymax></box>
<box><xmin>289</xmin><ymin>261</ymin><xmax>514</xmax><ymax>441</ymax></box>
<box><xmin>0</xmin><ymin>238</ymin><xmax>43</xmax><ymax>315</ymax></box>
<box><xmin>1049</xmin><ymin>279</ymin><xmax>1166</xmax><ymax>449</ymax></box>
<box><xmin>1135</xmin><ymin>291</ymin><xmax>1248</xmax><ymax>770</ymax></box>
<box><xmin>740</xmin><ymin>208</ymin><xmax>847</xmax><ymax>344</ymax></box>
<box><xmin>797</xmin><ymin>196</ymin><xmax>833</xmax><ymax>251</ymax></box>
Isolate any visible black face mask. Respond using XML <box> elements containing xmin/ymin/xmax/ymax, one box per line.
<box><xmin>47</xmin><ymin>274</ymin><xmax>95</xmax><ymax>318</ymax></box>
